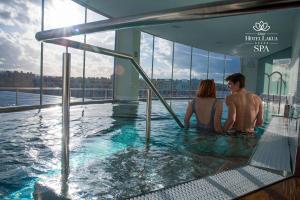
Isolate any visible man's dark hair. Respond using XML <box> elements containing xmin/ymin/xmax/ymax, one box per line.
<box><xmin>225</xmin><ymin>73</ymin><xmax>245</xmax><ymax>88</ymax></box>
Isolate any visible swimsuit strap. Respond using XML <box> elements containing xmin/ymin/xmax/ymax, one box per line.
<box><xmin>208</xmin><ymin>99</ymin><xmax>218</xmax><ymax>129</ymax></box>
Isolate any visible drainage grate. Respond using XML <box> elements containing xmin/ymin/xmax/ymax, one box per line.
<box><xmin>129</xmin><ymin>165</ymin><xmax>284</xmax><ymax>200</ymax></box>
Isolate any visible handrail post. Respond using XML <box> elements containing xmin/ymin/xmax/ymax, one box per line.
<box><xmin>267</xmin><ymin>76</ymin><xmax>271</xmax><ymax>103</ymax></box>
<box><xmin>278</xmin><ymin>75</ymin><xmax>283</xmax><ymax>114</ymax></box>
<box><xmin>61</xmin><ymin>52</ymin><xmax>71</xmax><ymax>196</ymax></box>
<box><xmin>146</xmin><ymin>89</ymin><xmax>152</xmax><ymax>142</ymax></box>
<box><xmin>16</xmin><ymin>88</ymin><xmax>18</xmax><ymax>106</ymax></box>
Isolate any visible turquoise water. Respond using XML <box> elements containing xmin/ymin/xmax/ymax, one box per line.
<box><xmin>0</xmin><ymin>100</ymin><xmax>268</xmax><ymax>199</ymax></box>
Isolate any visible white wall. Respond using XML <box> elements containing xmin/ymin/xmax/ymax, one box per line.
<box><xmin>241</xmin><ymin>57</ymin><xmax>258</xmax><ymax>93</ymax></box>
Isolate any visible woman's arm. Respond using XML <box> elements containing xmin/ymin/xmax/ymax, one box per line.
<box><xmin>184</xmin><ymin>101</ymin><xmax>193</xmax><ymax>128</ymax></box>
<box><xmin>214</xmin><ymin>101</ymin><xmax>223</xmax><ymax>133</ymax></box>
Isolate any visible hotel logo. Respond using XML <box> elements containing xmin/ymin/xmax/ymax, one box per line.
<box><xmin>245</xmin><ymin>21</ymin><xmax>278</xmax><ymax>53</ymax></box>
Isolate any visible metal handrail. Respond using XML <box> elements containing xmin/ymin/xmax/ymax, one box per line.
<box><xmin>264</xmin><ymin>71</ymin><xmax>284</xmax><ymax>114</ymax></box>
<box><xmin>45</xmin><ymin>38</ymin><xmax>184</xmax><ymax>128</ymax></box>
<box><xmin>35</xmin><ymin>0</ymin><xmax>300</xmax><ymax>41</ymax></box>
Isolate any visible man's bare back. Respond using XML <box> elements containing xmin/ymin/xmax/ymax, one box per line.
<box><xmin>224</xmin><ymin>89</ymin><xmax>263</xmax><ymax>133</ymax></box>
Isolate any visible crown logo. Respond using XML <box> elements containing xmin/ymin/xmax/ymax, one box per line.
<box><xmin>253</xmin><ymin>21</ymin><xmax>270</xmax><ymax>32</ymax></box>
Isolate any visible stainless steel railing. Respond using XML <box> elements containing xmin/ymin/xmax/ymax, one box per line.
<box><xmin>44</xmin><ymin>38</ymin><xmax>184</xmax><ymax>128</ymax></box>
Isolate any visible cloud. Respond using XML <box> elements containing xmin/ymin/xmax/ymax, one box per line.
<box><xmin>0</xmin><ymin>11</ymin><xmax>11</xmax><ymax>19</ymax></box>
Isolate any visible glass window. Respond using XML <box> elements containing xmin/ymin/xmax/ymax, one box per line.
<box><xmin>86</xmin><ymin>9</ymin><xmax>115</xmax><ymax>50</ymax></box>
<box><xmin>84</xmin><ymin>9</ymin><xmax>115</xmax><ymax>100</ymax></box>
<box><xmin>139</xmin><ymin>32</ymin><xmax>154</xmax><ymax>98</ymax></box>
<box><xmin>140</xmin><ymin>32</ymin><xmax>154</xmax><ymax>78</ymax></box>
<box><xmin>43</xmin><ymin>43</ymin><xmax>64</xmax><ymax>104</ymax></box>
<box><xmin>69</xmin><ymin>48</ymin><xmax>83</xmax><ymax>103</ymax></box>
<box><xmin>44</xmin><ymin>0</ymin><xmax>85</xmax><ymax>42</ymax></box>
<box><xmin>43</xmin><ymin>0</ymin><xmax>85</xmax><ymax>104</ymax></box>
<box><xmin>0</xmin><ymin>1</ymin><xmax>41</xmax><ymax>106</ymax></box>
<box><xmin>153</xmin><ymin>37</ymin><xmax>173</xmax><ymax>98</ymax></box>
<box><xmin>224</xmin><ymin>55</ymin><xmax>241</xmax><ymax>96</ymax></box>
<box><xmin>191</xmin><ymin>48</ymin><xmax>208</xmax><ymax>94</ymax></box>
<box><xmin>85</xmin><ymin>52</ymin><xmax>114</xmax><ymax>100</ymax></box>
<box><xmin>208</xmin><ymin>52</ymin><xmax>225</xmax><ymax>97</ymax></box>
<box><xmin>173</xmin><ymin>43</ymin><xmax>191</xmax><ymax>97</ymax></box>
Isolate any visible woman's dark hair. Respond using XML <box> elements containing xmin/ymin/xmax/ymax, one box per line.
<box><xmin>197</xmin><ymin>79</ymin><xmax>216</xmax><ymax>98</ymax></box>
<box><xmin>225</xmin><ymin>73</ymin><xmax>245</xmax><ymax>88</ymax></box>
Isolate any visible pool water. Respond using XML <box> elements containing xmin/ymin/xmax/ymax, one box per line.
<box><xmin>0</xmin><ymin>100</ymin><xmax>269</xmax><ymax>199</ymax></box>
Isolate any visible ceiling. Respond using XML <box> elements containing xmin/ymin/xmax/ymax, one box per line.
<box><xmin>72</xmin><ymin>0</ymin><xmax>300</xmax><ymax>58</ymax></box>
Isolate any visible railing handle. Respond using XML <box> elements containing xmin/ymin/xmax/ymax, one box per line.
<box><xmin>146</xmin><ymin>89</ymin><xmax>152</xmax><ymax>142</ymax></box>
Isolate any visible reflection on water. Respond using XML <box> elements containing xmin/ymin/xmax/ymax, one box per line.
<box><xmin>0</xmin><ymin>100</ymin><xmax>269</xmax><ymax>199</ymax></box>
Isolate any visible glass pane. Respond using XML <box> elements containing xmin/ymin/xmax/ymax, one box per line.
<box><xmin>225</xmin><ymin>55</ymin><xmax>241</xmax><ymax>76</ymax></box>
<box><xmin>44</xmin><ymin>0</ymin><xmax>85</xmax><ymax>42</ymax></box>
<box><xmin>85</xmin><ymin>52</ymin><xmax>114</xmax><ymax>100</ymax></box>
<box><xmin>69</xmin><ymin>48</ymin><xmax>83</xmax><ymax>103</ymax></box>
<box><xmin>173</xmin><ymin>43</ymin><xmax>191</xmax><ymax>97</ymax></box>
<box><xmin>208</xmin><ymin>52</ymin><xmax>225</xmax><ymax>98</ymax></box>
<box><xmin>224</xmin><ymin>55</ymin><xmax>241</xmax><ymax>96</ymax></box>
<box><xmin>139</xmin><ymin>32</ymin><xmax>154</xmax><ymax>98</ymax></box>
<box><xmin>0</xmin><ymin>1</ymin><xmax>41</xmax><ymax>107</ymax></box>
<box><xmin>153</xmin><ymin>37</ymin><xmax>173</xmax><ymax>98</ymax></box>
<box><xmin>86</xmin><ymin>9</ymin><xmax>115</xmax><ymax>50</ymax></box>
<box><xmin>191</xmin><ymin>48</ymin><xmax>208</xmax><ymax>94</ymax></box>
<box><xmin>43</xmin><ymin>43</ymin><xmax>64</xmax><ymax>104</ymax></box>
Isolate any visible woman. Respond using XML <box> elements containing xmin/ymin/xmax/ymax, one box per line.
<box><xmin>184</xmin><ymin>79</ymin><xmax>223</xmax><ymax>133</ymax></box>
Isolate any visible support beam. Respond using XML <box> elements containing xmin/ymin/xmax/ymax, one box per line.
<box><xmin>114</xmin><ymin>29</ymin><xmax>140</xmax><ymax>101</ymax></box>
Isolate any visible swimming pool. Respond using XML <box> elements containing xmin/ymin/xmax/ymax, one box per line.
<box><xmin>0</xmin><ymin>100</ymin><xmax>268</xmax><ymax>199</ymax></box>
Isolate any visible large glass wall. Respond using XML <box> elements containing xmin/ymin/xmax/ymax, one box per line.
<box><xmin>139</xmin><ymin>32</ymin><xmax>241</xmax><ymax>99</ymax></box>
<box><xmin>0</xmin><ymin>0</ymin><xmax>115</xmax><ymax>108</ymax></box>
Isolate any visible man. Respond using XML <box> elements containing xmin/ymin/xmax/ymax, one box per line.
<box><xmin>223</xmin><ymin>73</ymin><xmax>263</xmax><ymax>133</ymax></box>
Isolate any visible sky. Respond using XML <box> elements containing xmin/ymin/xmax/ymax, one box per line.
<box><xmin>0</xmin><ymin>0</ymin><xmax>240</xmax><ymax>80</ymax></box>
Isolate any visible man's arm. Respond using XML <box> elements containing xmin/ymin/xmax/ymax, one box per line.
<box><xmin>223</xmin><ymin>96</ymin><xmax>236</xmax><ymax>132</ymax></box>
<box><xmin>256</xmin><ymin>97</ymin><xmax>263</xmax><ymax>126</ymax></box>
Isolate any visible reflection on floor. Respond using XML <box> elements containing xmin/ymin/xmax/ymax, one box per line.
<box><xmin>240</xmin><ymin>177</ymin><xmax>300</xmax><ymax>200</ymax></box>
